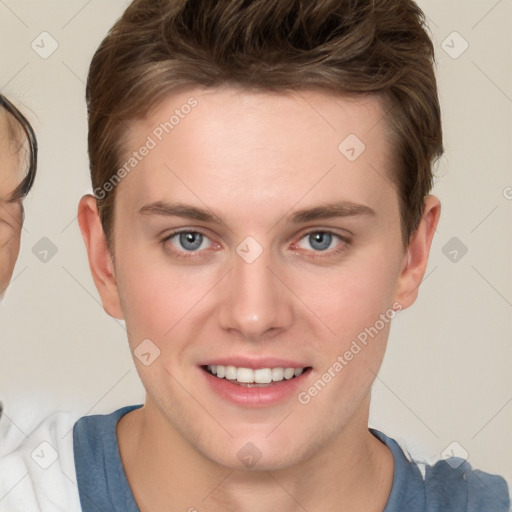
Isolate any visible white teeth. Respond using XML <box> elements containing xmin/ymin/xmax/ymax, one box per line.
<box><xmin>271</xmin><ymin>367</ymin><xmax>284</xmax><ymax>381</ymax></box>
<box><xmin>254</xmin><ymin>368</ymin><xmax>272</xmax><ymax>384</ymax></box>
<box><xmin>206</xmin><ymin>365</ymin><xmax>306</xmax><ymax>384</ymax></box>
<box><xmin>225</xmin><ymin>365</ymin><xmax>237</xmax><ymax>380</ymax></box>
<box><xmin>283</xmin><ymin>368</ymin><xmax>295</xmax><ymax>380</ymax></box>
<box><xmin>237</xmin><ymin>367</ymin><xmax>254</xmax><ymax>383</ymax></box>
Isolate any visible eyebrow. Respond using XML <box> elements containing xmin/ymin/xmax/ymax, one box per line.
<box><xmin>138</xmin><ymin>200</ymin><xmax>376</xmax><ymax>224</ymax></box>
<box><xmin>288</xmin><ymin>201</ymin><xmax>376</xmax><ymax>223</ymax></box>
<box><xmin>139</xmin><ymin>201</ymin><xmax>225</xmax><ymax>224</ymax></box>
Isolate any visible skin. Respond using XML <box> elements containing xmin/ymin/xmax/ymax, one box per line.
<box><xmin>0</xmin><ymin>123</ymin><xmax>23</xmax><ymax>297</ymax></box>
<box><xmin>78</xmin><ymin>87</ymin><xmax>440</xmax><ymax>512</ymax></box>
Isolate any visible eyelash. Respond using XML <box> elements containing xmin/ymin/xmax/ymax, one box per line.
<box><xmin>162</xmin><ymin>229</ymin><xmax>351</xmax><ymax>260</ymax></box>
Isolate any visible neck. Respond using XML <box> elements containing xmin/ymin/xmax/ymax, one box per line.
<box><xmin>117</xmin><ymin>396</ymin><xmax>393</xmax><ymax>512</ymax></box>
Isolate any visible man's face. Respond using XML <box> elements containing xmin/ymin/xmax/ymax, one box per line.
<box><xmin>0</xmin><ymin>129</ymin><xmax>23</xmax><ymax>296</ymax></box>
<box><xmin>106</xmin><ymin>88</ymin><xmax>410</xmax><ymax>469</ymax></box>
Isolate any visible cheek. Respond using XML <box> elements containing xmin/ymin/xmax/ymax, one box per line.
<box><xmin>292</xmin><ymin>250</ymin><xmax>400</xmax><ymax>344</ymax></box>
<box><xmin>115</xmin><ymin>248</ymin><xmax>218</xmax><ymax>343</ymax></box>
<box><xmin>0</xmin><ymin>227</ymin><xmax>21</xmax><ymax>291</ymax></box>
<box><xmin>293</xmin><ymin>260</ymin><xmax>397</xmax><ymax>419</ymax></box>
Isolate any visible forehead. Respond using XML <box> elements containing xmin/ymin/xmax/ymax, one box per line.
<box><xmin>0</xmin><ymin>113</ymin><xmax>24</xmax><ymax>201</ymax></box>
<box><xmin>116</xmin><ymin>87</ymin><xmax>397</xmax><ymax>224</ymax></box>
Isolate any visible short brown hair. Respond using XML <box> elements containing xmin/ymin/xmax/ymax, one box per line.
<box><xmin>87</xmin><ymin>0</ymin><xmax>443</xmax><ymax>248</ymax></box>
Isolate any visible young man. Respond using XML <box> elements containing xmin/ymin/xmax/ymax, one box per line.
<box><xmin>0</xmin><ymin>1</ymin><xmax>510</xmax><ymax>511</ymax></box>
<box><xmin>0</xmin><ymin>95</ymin><xmax>37</xmax><ymax>298</ymax></box>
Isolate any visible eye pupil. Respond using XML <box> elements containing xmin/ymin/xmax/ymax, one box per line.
<box><xmin>309</xmin><ymin>232</ymin><xmax>332</xmax><ymax>251</ymax></box>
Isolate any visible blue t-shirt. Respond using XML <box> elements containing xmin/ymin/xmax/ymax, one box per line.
<box><xmin>73</xmin><ymin>404</ymin><xmax>510</xmax><ymax>512</ymax></box>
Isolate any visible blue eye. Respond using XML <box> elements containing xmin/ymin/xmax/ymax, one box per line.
<box><xmin>166</xmin><ymin>231</ymin><xmax>211</xmax><ymax>253</ymax></box>
<box><xmin>297</xmin><ymin>231</ymin><xmax>343</xmax><ymax>253</ymax></box>
<box><xmin>297</xmin><ymin>231</ymin><xmax>351</xmax><ymax>258</ymax></box>
<box><xmin>162</xmin><ymin>229</ymin><xmax>349</xmax><ymax>261</ymax></box>
<box><xmin>179</xmin><ymin>232</ymin><xmax>203</xmax><ymax>251</ymax></box>
<box><xmin>308</xmin><ymin>232</ymin><xmax>333</xmax><ymax>251</ymax></box>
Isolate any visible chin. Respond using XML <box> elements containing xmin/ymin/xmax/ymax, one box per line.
<box><xmin>196</xmin><ymin>428</ymin><xmax>317</xmax><ymax>473</ymax></box>
<box><xmin>208</xmin><ymin>447</ymin><xmax>301</xmax><ymax>473</ymax></box>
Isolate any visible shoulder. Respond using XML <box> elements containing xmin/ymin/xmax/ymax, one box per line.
<box><xmin>386</xmin><ymin>432</ymin><xmax>511</xmax><ymax>512</ymax></box>
<box><xmin>72</xmin><ymin>404</ymin><xmax>143</xmax><ymax>511</ymax></box>
<box><xmin>72</xmin><ymin>403</ymin><xmax>142</xmax><ymax>453</ymax></box>
<box><xmin>424</xmin><ymin>458</ymin><xmax>511</xmax><ymax>512</ymax></box>
<box><xmin>0</xmin><ymin>405</ymin><xmax>82</xmax><ymax>512</ymax></box>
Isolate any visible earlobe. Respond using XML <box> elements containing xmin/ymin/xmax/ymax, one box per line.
<box><xmin>394</xmin><ymin>195</ymin><xmax>441</xmax><ymax>309</ymax></box>
<box><xmin>77</xmin><ymin>195</ymin><xmax>124</xmax><ymax>319</ymax></box>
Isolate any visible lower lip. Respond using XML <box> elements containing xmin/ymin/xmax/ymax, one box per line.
<box><xmin>200</xmin><ymin>366</ymin><xmax>312</xmax><ymax>408</ymax></box>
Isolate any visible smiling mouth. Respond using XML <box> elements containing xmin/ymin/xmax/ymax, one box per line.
<box><xmin>202</xmin><ymin>364</ymin><xmax>312</xmax><ymax>387</ymax></box>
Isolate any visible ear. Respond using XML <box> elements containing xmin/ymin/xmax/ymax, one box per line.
<box><xmin>394</xmin><ymin>195</ymin><xmax>441</xmax><ymax>309</ymax></box>
<box><xmin>0</xmin><ymin>202</ymin><xmax>22</xmax><ymax>296</ymax></box>
<box><xmin>77</xmin><ymin>195</ymin><xmax>124</xmax><ymax>319</ymax></box>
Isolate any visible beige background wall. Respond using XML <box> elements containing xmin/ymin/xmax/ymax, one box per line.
<box><xmin>0</xmin><ymin>0</ymin><xmax>511</xmax><ymax>483</ymax></box>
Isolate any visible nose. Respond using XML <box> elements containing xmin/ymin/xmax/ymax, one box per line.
<box><xmin>217</xmin><ymin>246</ymin><xmax>294</xmax><ymax>341</ymax></box>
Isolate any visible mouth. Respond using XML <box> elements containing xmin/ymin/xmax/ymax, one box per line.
<box><xmin>201</xmin><ymin>364</ymin><xmax>312</xmax><ymax>387</ymax></box>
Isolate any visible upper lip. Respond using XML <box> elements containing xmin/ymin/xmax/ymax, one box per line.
<box><xmin>199</xmin><ymin>357</ymin><xmax>310</xmax><ymax>369</ymax></box>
